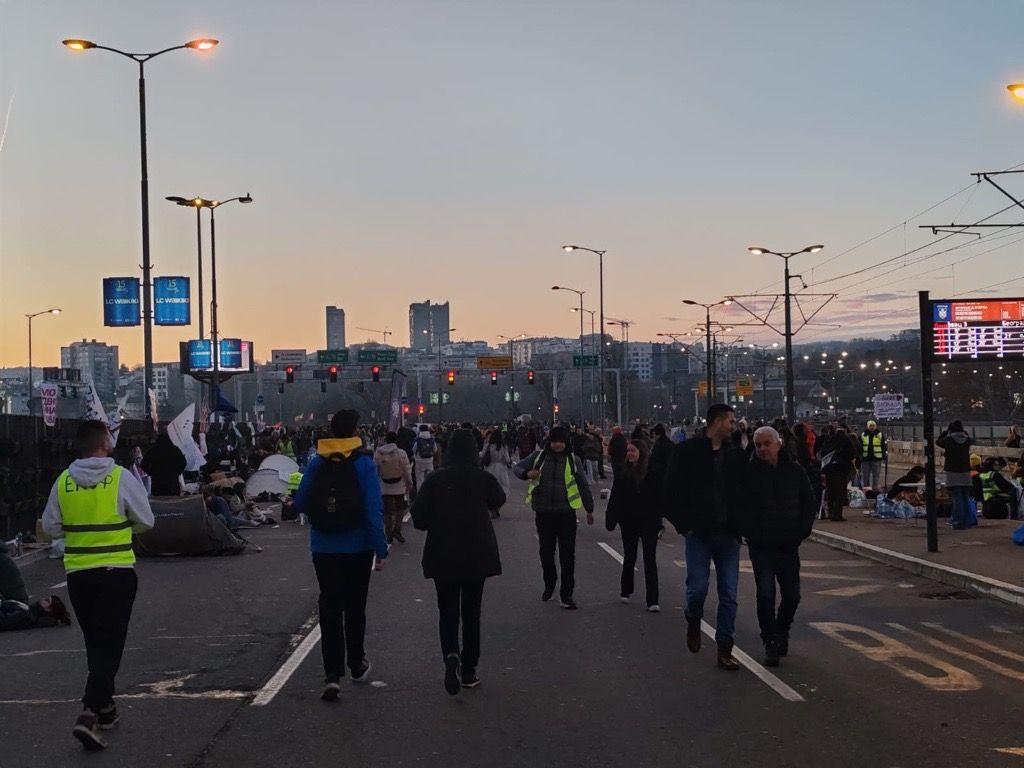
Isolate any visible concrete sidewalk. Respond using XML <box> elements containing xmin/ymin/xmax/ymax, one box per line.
<box><xmin>811</xmin><ymin>515</ymin><xmax>1024</xmax><ymax>608</ymax></box>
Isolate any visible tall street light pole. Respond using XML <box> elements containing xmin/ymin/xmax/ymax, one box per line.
<box><xmin>26</xmin><ymin>309</ymin><xmax>62</xmax><ymax>416</ymax></box>
<box><xmin>63</xmin><ymin>37</ymin><xmax>218</xmax><ymax>421</ymax></box>
<box><xmin>607</xmin><ymin>318</ymin><xmax>634</xmax><ymax>426</ymax></box>
<box><xmin>682</xmin><ymin>298</ymin><xmax>731</xmax><ymax>413</ymax></box>
<box><xmin>563</xmin><ymin>245</ymin><xmax>607</xmax><ymax>428</ymax></box>
<box><xmin>498</xmin><ymin>333</ymin><xmax>528</xmax><ymax>418</ymax></box>
<box><xmin>553</xmin><ymin>286</ymin><xmax>586</xmax><ymax>426</ymax></box>
<box><xmin>747</xmin><ymin>244</ymin><xmax>824</xmax><ymax>424</ymax></box>
<box><xmin>426</xmin><ymin>327</ymin><xmax>456</xmax><ymax>423</ymax></box>
<box><xmin>570</xmin><ymin>308</ymin><xmax>596</xmax><ymax>425</ymax></box>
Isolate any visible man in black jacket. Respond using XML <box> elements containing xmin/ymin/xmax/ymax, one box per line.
<box><xmin>739</xmin><ymin>426</ymin><xmax>816</xmax><ymax>667</ymax></box>
<box><xmin>820</xmin><ymin>425</ymin><xmax>855</xmax><ymax>521</ymax></box>
<box><xmin>663</xmin><ymin>404</ymin><xmax>745</xmax><ymax>671</ymax></box>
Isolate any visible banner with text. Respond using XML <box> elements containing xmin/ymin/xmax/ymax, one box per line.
<box><xmin>102</xmin><ymin>277</ymin><xmax>141</xmax><ymax>327</ymax></box>
<box><xmin>154</xmin><ymin>276</ymin><xmax>190</xmax><ymax>326</ymax></box>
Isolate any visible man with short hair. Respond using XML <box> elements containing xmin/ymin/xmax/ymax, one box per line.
<box><xmin>860</xmin><ymin>420</ymin><xmax>887</xmax><ymax>491</ymax></box>
<box><xmin>42</xmin><ymin>420</ymin><xmax>154</xmax><ymax>750</ymax></box>
<box><xmin>663</xmin><ymin>404</ymin><xmax>744</xmax><ymax>670</ymax></box>
<box><xmin>739</xmin><ymin>426</ymin><xmax>816</xmax><ymax>667</ymax></box>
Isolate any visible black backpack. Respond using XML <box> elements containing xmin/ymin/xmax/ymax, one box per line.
<box><xmin>305</xmin><ymin>451</ymin><xmax>368</xmax><ymax>532</ymax></box>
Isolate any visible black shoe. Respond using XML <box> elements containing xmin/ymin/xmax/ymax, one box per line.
<box><xmin>717</xmin><ymin>649</ymin><xmax>740</xmax><ymax>671</ymax></box>
<box><xmin>541</xmin><ymin>587</ymin><xmax>555</xmax><ymax>602</ymax></box>
<box><xmin>776</xmin><ymin>635</ymin><xmax>789</xmax><ymax>657</ymax></box>
<box><xmin>686</xmin><ymin>620</ymin><xmax>702</xmax><ymax>654</ymax></box>
<box><xmin>560</xmin><ymin>598</ymin><xmax>578</xmax><ymax>610</ymax></box>
<box><xmin>72</xmin><ymin>711</ymin><xmax>106</xmax><ymax>751</ymax></box>
<box><xmin>764</xmin><ymin>643</ymin><xmax>780</xmax><ymax>668</ymax></box>
<box><xmin>461</xmin><ymin>668</ymin><xmax>480</xmax><ymax>688</ymax></box>
<box><xmin>444</xmin><ymin>653</ymin><xmax>462</xmax><ymax>695</ymax></box>
<box><xmin>97</xmin><ymin>705</ymin><xmax>120</xmax><ymax>730</ymax></box>
<box><xmin>321</xmin><ymin>676</ymin><xmax>341</xmax><ymax>701</ymax></box>
<box><xmin>394</xmin><ymin>532</ymin><xmax>406</xmax><ymax>543</ymax></box>
<box><xmin>351</xmin><ymin>658</ymin><xmax>371</xmax><ymax>683</ymax></box>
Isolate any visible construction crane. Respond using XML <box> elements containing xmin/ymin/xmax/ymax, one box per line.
<box><xmin>357</xmin><ymin>327</ymin><xmax>392</xmax><ymax>343</ymax></box>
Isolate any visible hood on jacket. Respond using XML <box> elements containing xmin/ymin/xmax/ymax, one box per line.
<box><xmin>68</xmin><ymin>457</ymin><xmax>118</xmax><ymax>488</ymax></box>
<box><xmin>317</xmin><ymin>437</ymin><xmax>363</xmax><ymax>458</ymax></box>
<box><xmin>946</xmin><ymin>431</ymin><xmax>970</xmax><ymax>444</ymax></box>
<box><xmin>376</xmin><ymin>443</ymin><xmax>400</xmax><ymax>456</ymax></box>
<box><xmin>445</xmin><ymin>429</ymin><xmax>480</xmax><ymax>467</ymax></box>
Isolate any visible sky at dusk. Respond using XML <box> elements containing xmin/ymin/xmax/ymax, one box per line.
<box><xmin>3</xmin><ymin>0</ymin><xmax>1024</xmax><ymax>367</ymax></box>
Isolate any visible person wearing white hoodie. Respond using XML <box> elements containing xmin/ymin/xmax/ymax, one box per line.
<box><xmin>42</xmin><ymin>420</ymin><xmax>154</xmax><ymax>752</ymax></box>
<box><xmin>374</xmin><ymin>431</ymin><xmax>414</xmax><ymax>543</ymax></box>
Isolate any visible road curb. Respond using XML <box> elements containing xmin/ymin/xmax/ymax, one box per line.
<box><xmin>808</xmin><ymin>530</ymin><xmax>1024</xmax><ymax>610</ymax></box>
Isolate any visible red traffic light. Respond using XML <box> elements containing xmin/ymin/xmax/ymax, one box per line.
<box><xmin>402</xmin><ymin>404</ymin><xmax>410</xmax><ymax>414</ymax></box>
<box><xmin>490</xmin><ymin>370</ymin><xmax>498</xmax><ymax>386</ymax></box>
<box><xmin>447</xmin><ymin>370</ymin><xmax>456</xmax><ymax>385</ymax></box>
<box><xmin>371</xmin><ymin>365</ymin><xmax>381</xmax><ymax>382</ymax></box>
<box><xmin>527</xmin><ymin>369</ymin><xmax>535</xmax><ymax>384</ymax></box>
<box><xmin>285</xmin><ymin>366</ymin><xmax>295</xmax><ymax>383</ymax></box>
<box><xmin>329</xmin><ymin>365</ymin><xmax>338</xmax><ymax>383</ymax></box>
<box><xmin>418</xmin><ymin>404</ymin><xmax>425</xmax><ymax>415</ymax></box>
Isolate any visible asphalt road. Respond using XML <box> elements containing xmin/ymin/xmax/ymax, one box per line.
<box><xmin>4</xmin><ymin>475</ymin><xmax>1024</xmax><ymax>768</ymax></box>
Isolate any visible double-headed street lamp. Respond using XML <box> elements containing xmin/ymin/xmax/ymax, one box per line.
<box><xmin>553</xmin><ymin>285</ymin><xmax>586</xmax><ymax>426</ymax></box>
<box><xmin>25</xmin><ymin>309</ymin><xmax>61</xmax><ymax>416</ymax></box>
<box><xmin>746</xmin><ymin>244</ymin><xmax>824</xmax><ymax>424</ymax></box>
<box><xmin>682</xmin><ymin>298</ymin><xmax>732</xmax><ymax>411</ymax></box>
<box><xmin>63</xmin><ymin>37</ymin><xmax>219</xmax><ymax>420</ymax></box>
<box><xmin>563</xmin><ymin>245</ymin><xmax>607</xmax><ymax>428</ymax></box>
<box><xmin>167</xmin><ymin>195</ymin><xmax>253</xmax><ymax>418</ymax></box>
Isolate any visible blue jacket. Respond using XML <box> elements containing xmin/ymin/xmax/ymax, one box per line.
<box><xmin>294</xmin><ymin>438</ymin><xmax>389</xmax><ymax>559</ymax></box>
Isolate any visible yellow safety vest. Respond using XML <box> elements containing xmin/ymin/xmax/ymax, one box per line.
<box><xmin>861</xmin><ymin>432</ymin><xmax>884</xmax><ymax>460</ymax></box>
<box><xmin>980</xmin><ymin>471</ymin><xmax>1010</xmax><ymax>502</ymax></box>
<box><xmin>287</xmin><ymin>471</ymin><xmax>303</xmax><ymax>494</ymax></box>
<box><xmin>525</xmin><ymin>453</ymin><xmax>583</xmax><ymax>510</ymax></box>
<box><xmin>281</xmin><ymin>440</ymin><xmax>295</xmax><ymax>459</ymax></box>
<box><xmin>57</xmin><ymin>465</ymin><xmax>135</xmax><ymax>572</ymax></box>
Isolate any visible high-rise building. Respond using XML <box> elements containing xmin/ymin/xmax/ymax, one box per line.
<box><xmin>409</xmin><ymin>300</ymin><xmax>451</xmax><ymax>351</ymax></box>
<box><xmin>61</xmin><ymin>339</ymin><xmax>119</xmax><ymax>404</ymax></box>
<box><xmin>326</xmin><ymin>306</ymin><xmax>346</xmax><ymax>349</ymax></box>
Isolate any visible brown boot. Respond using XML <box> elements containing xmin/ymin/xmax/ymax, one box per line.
<box><xmin>686</xmin><ymin>619</ymin><xmax>702</xmax><ymax>654</ymax></box>
<box><xmin>717</xmin><ymin>646</ymin><xmax>740</xmax><ymax>671</ymax></box>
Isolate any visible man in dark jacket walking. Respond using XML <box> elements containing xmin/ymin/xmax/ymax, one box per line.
<box><xmin>513</xmin><ymin>425</ymin><xmax>594</xmax><ymax>610</ymax></box>
<box><xmin>739</xmin><ymin>426</ymin><xmax>816</xmax><ymax>667</ymax></box>
<box><xmin>820</xmin><ymin>425</ymin><xmax>856</xmax><ymax>521</ymax></box>
<box><xmin>663</xmin><ymin>404</ymin><xmax>745</xmax><ymax>670</ymax></box>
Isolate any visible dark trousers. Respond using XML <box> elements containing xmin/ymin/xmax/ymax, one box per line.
<box><xmin>535</xmin><ymin>512</ymin><xmax>577</xmax><ymax>601</ymax></box>
<box><xmin>312</xmin><ymin>552</ymin><xmax>374</xmax><ymax>678</ymax></box>
<box><xmin>434</xmin><ymin>578</ymin><xmax>485</xmax><ymax>670</ymax></box>
<box><xmin>824</xmin><ymin>471</ymin><xmax>847</xmax><ymax>520</ymax></box>
<box><xmin>748</xmin><ymin>545</ymin><xmax>801</xmax><ymax>645</ymax></box>
<box><xmin>67</xmin><ymin>567</ymin><xmax>138</xmax><ymax>712</ymax></box>
<box><xmin>621</xmin><ymin>526</ymin><xmax>659</xmax><ymax>606</ymax></box>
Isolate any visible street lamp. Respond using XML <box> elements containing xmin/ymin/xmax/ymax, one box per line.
<box><xmin>425</xmin><ymin>327</ymin><xmax>456</xmax><ymax>422</ymax></box>
<box><xmin>563</xmin><ymin>244</ymin><xmax>607</xmax><ymax>428</ymax></box>
<box><xmin>1008</xmin><ymin>83</ymin><xmax>1024</xmax><ymax>100</ymax></box>
<box><xmin>63</xmin><ymin>36</ymin><xmax>218</xmax><ymax>420</ymax></box>
<box><xmin>498</xmin><ymin>333</ymin><xmax>528</xmax><ymax>418</ymax></box>
<box><xmin>570</xmin><ymin>309</ymin><xmax>597</xmax><ymax>425</ymax></box>
<box><xmin>25</xmin><ymin>309</ymin><xmax>61</xmax><ymax>416</ymax></box>
<box><xmin>553</xmin><ymin>285</ymin><xmax>586</xmax><ymax>426</ymax></box>
<box><xmin>682</xmin><ymin>298</ymin><xmax>732</xmax><ymax>409</ymax></box>
<box><xmin>745</xmin><ymin>244</ymin><xmax>824</xmax><ymax>424</ymax></box>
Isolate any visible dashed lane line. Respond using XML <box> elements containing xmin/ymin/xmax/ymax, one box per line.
<box><xmin>596</xmin><ymin>542</ymin><xmax>804</xmax><ymax>703</ymax></box>
<box><xmin>251</xmin><ymin>623</ymin><xmax>322</xmax><ymax>706</ymax></box>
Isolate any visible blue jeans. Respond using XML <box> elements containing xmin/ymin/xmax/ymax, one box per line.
<box><xmin>949</xmin><ymin>486</ymin><xmax>977</xmax><ymax>529</ymax></box>
<box><xmin>684</xmin><ymin>533</ymin><xmax>740</xmax><ymax>650</ymax></box>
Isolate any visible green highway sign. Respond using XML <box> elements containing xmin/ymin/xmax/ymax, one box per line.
<box><xmin>317</xmin><ymin>349</ymin><xmax>349</xmax><ymax>364</ymax></box>
<box><xmin>357</xmin><ymin>349</ymin><xmax>398</xmax><ymax>364</ymax></box>
<box><xmin>573</xmin><ymin>355</ymin><xmax>599</xmax><ymax>368</ymax></box>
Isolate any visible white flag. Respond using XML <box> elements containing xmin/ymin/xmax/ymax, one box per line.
<box><xmin>167</xmin><ymin>403</ymin><xmax>206</xmax><ymax>473</ymax></box>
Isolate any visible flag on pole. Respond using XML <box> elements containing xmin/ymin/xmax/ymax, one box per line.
<box><xmin>167</xmin><ymin>403</ymin><xmax>206</xmax><ymax>472</ymax></box>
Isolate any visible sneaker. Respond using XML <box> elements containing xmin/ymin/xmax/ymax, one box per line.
<box><xmin>394</xmin><ymin>532</ymin><xmax>406</xmax><ymax>544</ymax></box>
<box><xmin>97</xmin><ymin>705</ymin><xmax>120</xmax><ymax>729</ymax></box>
<box><xmin>444</xmin><ymin>653</ymin><xmax>462</xmax><ymax>696</ymax></box>
<box><xmin>541</xmin><ymin>587</ymin><xmax>555</xmax><ymax>602</ymax></box>
<box><xmin>686</xmin><ymin>620</ymin><xmax>702</xmax><ymax>653</ymax></box>
<box><xmin>72</xmin><ymin>711</ymin><xmax>106</xmax><ymax>751</ymax></box>
<box><xmin>620</xmin><ymin>596</ymin><xmax>631</xmax><ymax>604</ymax></box>
<box><xmin>764</xmin><ymin>643</ymin><xmax>780</xmax><ymax>668</ymax></box>
<box><xmin>560</xmin><ymin>599</ymin><xmax>578</xmax><ymax>610</ymax></box>
<box><xmin>717</xmin><ymin>649</ymin><xmax>740</xmax><ymax>671</ymax></box>
<box><xmin>351</xmin><ymin>658</ymin><xmax>372</xmax><ymax>683</ymax></box>
<box><xmin>461</xmin><ymin>668</ymin><xmax>481</xmax><ymax>688</ymax></box>
<box><xmin>321</xmin><ymin>676</ymin><xmax>341</xmax><ymax>701</ymax></box>
<box><xmin>647</xmin><ymin>604</ymin><xmax>661</xmax><ymax>613</ymax></box>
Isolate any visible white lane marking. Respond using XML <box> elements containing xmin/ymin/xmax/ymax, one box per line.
<box><xmin>403</xmin><ymin>512</ymin><xmax>411</xmax><ymax>523</ymax></box>
<box><xmin>923</xmin><ymin>623</ymin><xmax>1024</xmax><ymax>663</ymax></box>
<box><xmin>597</xmin><ymin>542</ymin><xmax>803</xmax><ymax>702</ymax></box>
<box><xmin>49</xmin><ymin>581</ymin><xmax>67</xmax><ymax>590</ymax></box>
<box><xmin>252</xmin><ymin>623</ymin><xmax>322</xmax><ymax>706</ymax></box>
<box><xmin>814</xmin><ymin>584</ymin><xmax>886</xmax><ymax>598</ymax></box>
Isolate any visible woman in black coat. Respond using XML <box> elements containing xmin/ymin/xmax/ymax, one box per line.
<box><xmin>141</xmin><ymin>432</ymin><xmax>187</xmax><ymax>496</ymax></box>
<box><xmin>605</xmin><ymin>439</ymin><xmax>660</xmax><ymax>611</ymax></box>
<box><xmin>411</xmin><ymin>429</ymin><xmax>506</xmax><ymax>695</ymax></box>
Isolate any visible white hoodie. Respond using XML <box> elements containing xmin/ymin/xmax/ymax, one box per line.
<box><xmin>42</xmin><ymin>457</ymin><xmax>156</xmax><ymax>543</ymax></box>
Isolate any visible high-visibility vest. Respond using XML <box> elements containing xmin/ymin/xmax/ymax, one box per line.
<box><xmin>980</xmin><ymin>471</ymin><xmax>1011</xmax><ymax>502</ymax></box>
<box><xmin>861</xmin><ymin>431</ymin><xmax>884</xmax><ymax>460</ymax></box>
<box><xmin>287</xmin><ymin>471</ymin><xmax>303</xmax><ymax>494</ymax></box>
<box><xmin>525</xmin><ymin>453</ymin><xmax>583</xmax><ymax>510</ymax></box>
<box><xmin>280</xmin><ymin>440</ymin><xmax>295</xmax><ymax>459</ymax></box>
<box><xmin>57</xmin><ymin>465</ymin><xmax>135</xmax><ymax>572</ymax></box>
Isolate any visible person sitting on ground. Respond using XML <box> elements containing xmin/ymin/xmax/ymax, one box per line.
<box><xmin>0</xmin><ymin>549</ymin><xmax>72</xmax><ymax>631</ymax></box>
<box><xmin>886</xmin><ymin>465</ymin><xmax>925</xmax><ymax>506</ymax></box>
<box><xmin>977</xmin><ymin>457</ymin><xmax>1018</xmax><ymax>520</ymax></box>
<box><xmin>203</xmin><ymin>486</ymin><xmax>259</xmax><ymax>531</ymax></box>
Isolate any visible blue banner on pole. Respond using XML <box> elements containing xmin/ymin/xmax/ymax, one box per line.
<box><xmin>102</xmin><ymin>277</ymin><xmax>141</xmax><ymax>327</ymax></box>
<box><xmin>154</xmin><ymin>276</ymin><xmax>190</xmax><ymax>326</ymax></box>
<box><xmin>187</xmin><ymin>339</ymin><xmax>212</xmax><ymax>370</ymax></box>
<box><xmin>219</xmin><ymin>338</ymin><xmax>242</xmax><ymax>369</ymax></box>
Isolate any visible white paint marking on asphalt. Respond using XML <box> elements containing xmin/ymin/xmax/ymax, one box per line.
<box><xmin>49</xmin><ymin>581</ymin><xmax>67</xmax><ymax>590</ymax></box>
<box><xmin>403</xmin><ymin>512</ymin><xmax>411</xmax><ymax>523</ymax></box>
<box><xmin>814</xmin><ymin>584</ymin><xmax>886</xmax><ymax>598</ymax></box>
<box><xmin>596</xmin><ymin>542</ymin><xmax>804</xmax><ymax>703</ymax></box>
<box><xmin>923</xmin><ymin>623</ymin><xmax>1024</xmax><ymax>663</ymax></box>
<box><xmin>994</xmin><ymin>748</ymin><xmax>1024</xmax><ymax>756</ymax></box>
<box><xmin>252</xmin><ymin>623</ymin><xmax>322</xmax><ymax>706</ymax></box>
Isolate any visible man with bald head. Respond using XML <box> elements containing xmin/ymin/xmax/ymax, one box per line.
<box><xmin>738</xmin><ymin>426</ymin><xmax>816</xmax><ymax>668</ymax></box>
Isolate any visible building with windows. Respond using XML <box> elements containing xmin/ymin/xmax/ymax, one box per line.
<box><xmin>409</xmin><ymin>300</ymin><xmax>451</xmax><ymax>351</ymax></box>
<box><xmin>326</xmin><ymin>306</ymin><xmax>346</xmax><ymax>350</ymax></box>
<box><xmin>61</xmin><ymin>339</ymin><xmax>119</xmax><ymax>404</ymax></box>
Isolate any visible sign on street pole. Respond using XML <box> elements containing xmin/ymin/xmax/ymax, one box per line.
<box><xmin>317</xmin><ymin>349</ymin><xmax>350</xmax><ymax>364</ymax></box>
<box><xmin>697</xmin><ymin>380</ymin><xmax>709</xmax><ymax>397</ymax></box>
<box><xmin>271</xmin><ymin>349</ymin><xmax>307</xmax><ymax>366</ymax></box>
<box><xmin>476</xmin><ymin>355</ymin><xmax>513</xmax><ymax>370</ymax></box>
<box><xmin>357</xmin><ymin>349</ymin><xmax>398</xmax><ymax>365</ymax></box>
<box><xmin>736</xmin><ymin>377</ymin><xmax>754</xmax><ymax>397</ymax></box>
<box><xmin>872</xmin><ymin>393</ymin><xmax>905</xmax><ymax>419</ymax></box>
<box><xmin>572</xmin><ymin>355</ymin><xmax>599</xmax><ymax>368</ymax></box>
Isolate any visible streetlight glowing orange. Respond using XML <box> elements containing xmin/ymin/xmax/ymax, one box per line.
<box><xmin>1009</xmin><ymin>83</ymin><xmax>1024</xmax><ymax>101</ymax></box>
<box><xmin>186</xmin><ymin>38</ymin><xmax>219</xmax><ymax>51</ymax></box>
<box><xmin>62</xmin><ymin>39</ymin><xmax>96</xmax><ymax>50</ymax></box>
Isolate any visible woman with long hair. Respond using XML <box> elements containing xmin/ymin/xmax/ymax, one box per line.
<box><xmin>605</xmin><ymin>439</ymin><xmax>660</xmax><ymax>611</ymax></box>
<box><xmin>481</xmin><ymin>429</ymin><xmax>511</xmax><ymax>517</ymax></box>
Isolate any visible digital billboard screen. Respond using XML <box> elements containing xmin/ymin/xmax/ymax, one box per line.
<box><xmin>179</xmin><ymin>339</ymin><xmax>253</xmax><ymax>374</ymax></box>
<box><xmin>102</xmin><ymin>277</ymin><xmax>141</xmax><ymax>327</ymax></box>
<box><xmin>931</xmin><ymin>298</ymin><xmax>1024</xmax><ymax>361</ymax></box>
<box><xmin>154</xmin><ymin>276</ymin><xmax>190</xmax><ymax>326</ymax></box>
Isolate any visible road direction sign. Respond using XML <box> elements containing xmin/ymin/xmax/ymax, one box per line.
<box><xmin>317</xmin><ymin>349</ymin><xmax>349</xmax><ymax>364</ymax></box>
<box><xmin>357</xmin><ymin>349</ymin><xmax>398</xmax><ymax>364</ymax></box>
<box><xmin>572</xmin><ymin>355</ymin><xmax>599</xmax><ymax>368</ymax></box>
<box><xmin>736</xmin><ymin>377</ymin><xmax>754</xmax><ymax>397</ymax></box>
<box><xmin>476</xmin><ymin>355</ymin><xmax>513</xmax><ymax>370</ymax></box>
<box><xmin>271</xmin><ymin>349</ymin><xmax>306</xmax><ymax>366</ymax></box>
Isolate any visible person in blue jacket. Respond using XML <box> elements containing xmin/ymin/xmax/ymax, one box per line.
<box><xmin>295</xmin><ymin>409</ymin><xmax>389</xmax><ymax>702</ymax></box>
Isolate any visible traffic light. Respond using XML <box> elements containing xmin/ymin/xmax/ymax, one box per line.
<box><xmin>285</xmin><ymin>366</ymin><xmax>295</xmax><ymax>384</ymax></box>
<box><xmin>372</xmin><ymin>365</ymin><xmax>381</xmax><ymax>383</ymax></box>
<box><xmin>527</xmin><ymin>369</ymin><xmax>535</xmax><ymax>384</ymax></box>
<box><xmin>418</xmin><ymin>404</ymin><xmax>425</xmax><ymax>416</ymax></box>
<box><xmin>278</xmin><ymin>384</ymin><xmax>285</xmax><ymax>395</ymax></box>
<box><xmin>447</xmin><ymin>370</ymin><xmax>456</xmax><ymax>386</ymax></box>
<box><xmin>490</xmin><ymin>371</ymin><xmax>498</xmax><ymax>386</ymax></box>
<box><xmin>402</xmin><ymin>404</ymin><xmax>410</xmax><ymax>415</ymax></box>
<box><xmin>329</xmin><ymin>365</ymin><xmax>338</xmax><ymax>383</ymax></box>
<box><xmin>554</xmin><ymin>403</ymin><xmax>560</xmax><ymax>414</ymax></box>
<box><xmin>320</xmin><ymin>381</ymin><xmax>327</xmax><ymax>393</ymax></box>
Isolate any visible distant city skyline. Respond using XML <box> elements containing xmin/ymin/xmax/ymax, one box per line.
<box><xmin>4</xmin><ymin>1</ymin><xmax>1024</xmax><ymax>367</ymax></box>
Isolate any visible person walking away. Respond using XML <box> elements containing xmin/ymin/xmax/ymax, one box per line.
<box><xmin>294</xmin><ymin>410</ymin><xmax>389</xmax><ymax>702</ymax></box>
<box><xmin>859</xmin><ymin>420</ymin><xmax>887</xmax><ymax>492</ymax></box>
<box><xmin>517</xmin><ymin>426</ymin><xmax>537</xmax><ymax>460</ymax></box>
<box><xmin>582</xmin><ymin>429</ymin><xmax>603</xmax><ymax>483</ymax></box>
<box><xmin>412</xmin><ymin>429</ymin><xmax>505</xmax><ymax>694</ymax></box>
<box><xmin>374</xmin><ymin>432</ymin><xmax>414</xmax><ymax>543</ymax></box>
<box><xmin>140</xmin><ymin>431</ymin><xmax>186</xmax><ymax>497</ymax></box>
<box><xmin>738</xmin><ymin>427</ymin><xmax>816</xmax><ymax>667</ymax></box>
<box><xmin>607</xmin><ymin>427</ymin><xmax>628</xmax><ymax>478</ymax></box>
<box><xmin>662</xmin><ymin>404</ymin><xmax>745</xmax><ymax>670</ymax></box>
<box><xmin>820</xmin><ymin>425</ymin><xmax>856</xmax><ymax>521</ymax></box>
<box><xmin>413</xmin><ymin>425</ymin><xmax>438</xmax><ymax>489</ymax></box>
<box><xmin>481</xmin><ymin>431</ymin><xmax>511</xmax><ymax>517</ymax></box>
<box><xmin>42</xmin><ymin>420</ymin><xmax>154</xmax><ymax>750</ymax></box>
<box><xmin>605</xmin><ymin>439</ymin><xmax>660</xmax><ymax>611</ymax></box>
<box><xmin>937</xmin><ymin>420</ymin><xmax>976</xmax><ymax>530</ymax></box>
<box><xmin>513</xmin><ymin>425</ymin><xmax>594</xmax><ymax>610</ymax></box>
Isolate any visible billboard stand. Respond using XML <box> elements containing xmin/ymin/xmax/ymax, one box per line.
<box><xmin>918</xmin><ymin>290</ymin><xmax>939</xmax><ymax>553</ymax></box>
